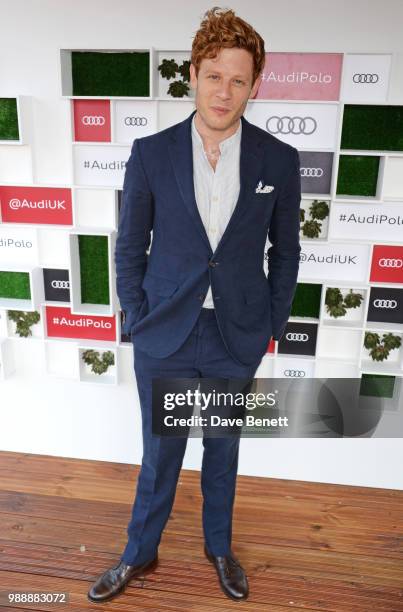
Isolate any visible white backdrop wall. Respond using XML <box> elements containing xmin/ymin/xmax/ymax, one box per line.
<box><xmin>1</xmin><ymin>0</ymin><xmax>403</xmax><ymax>490</ymax></box>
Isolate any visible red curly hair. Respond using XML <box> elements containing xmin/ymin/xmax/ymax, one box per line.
<box><xmin>191</xmin><ymin>6</ymin><xmax>266</xmax><ymax>86</ymax></box>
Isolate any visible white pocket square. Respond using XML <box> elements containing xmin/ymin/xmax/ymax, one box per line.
<box><xmin>255</xmin><ymin>180</ymin><xmax>274</xmax><ymax>193</ymax></box>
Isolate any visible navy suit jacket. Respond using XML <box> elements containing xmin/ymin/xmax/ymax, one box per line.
<box><xmin>115</xmin><ymin>108</ymin><xmax>301</xmax><ymax>366</ymax></box>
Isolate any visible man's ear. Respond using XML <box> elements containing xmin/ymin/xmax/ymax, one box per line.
<box><xmin>189</xmin><ymin>63</ymin><xmax>197</xmax><ymax>91</ymax></box>
<box><xmin>249</xmin><ymin>75</ymin><xmax>261</xmax><ymax>99</ymax></box>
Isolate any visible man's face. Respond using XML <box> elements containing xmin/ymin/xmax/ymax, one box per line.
<box><xmin>189</xmin><ymin>47</ymin><xmax>261</xmax><ymax>134</ymax></box>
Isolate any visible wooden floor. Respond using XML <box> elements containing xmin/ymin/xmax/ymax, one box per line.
<box><xmin>0</xmin><ymin>451</ymin><xmax>402</xmax><ymax>611</ymax></box>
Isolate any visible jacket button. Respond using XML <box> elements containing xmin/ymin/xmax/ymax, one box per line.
<box><xmin>208</xmin><ymin>261</ymin><xmax>219</xmax><ymax>267</ymax></box>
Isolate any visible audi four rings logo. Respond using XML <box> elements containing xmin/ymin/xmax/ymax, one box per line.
<box><xmin>284</xmin><ymin>369</ymin><xmax>306</xmax><ymax>377</ymax></box>
<box><xmin>352</xmin><ymin>73</ymin><xmax>379</xmax><ymax>83</ymax></box>
<box><xmin>373</xmin><ymin>299</ymin><xmax>397</xmax><ymax>309</ymax></box>
<box><xmin>379</xmin><ymin>258</ymin><xmax>403</xmax><ymax>268</ymax></box>
<box><xmin>285</xmin><ymin>332</ymin><xmax>309</xmax><ymax>342</ymax></box>
<box><xmin>51</xmin><ymin>280</ymin><xmax>70</xmax><ymax>289</ymax></box>
<box><xmin>82</xmin><ymin>116</ymin><xmax>105</xmax><ymax>126</ymax></box>
<box><xmin>300</xmin><ymin>167</ymin><xmax>324</xmax><ymax>177</ymax></box>
<box><xmin>266</xmin><ymin>116</ymin><xmax>317</xmax><ymax>135</ymax></box>
<box><xmin>124</xmin><ymin>116</ymin><xmax>148</xmax><ymax>126</ymax></box>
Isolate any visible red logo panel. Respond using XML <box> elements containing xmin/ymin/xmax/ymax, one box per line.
<box><xmin>46</xmin><ymin>306</ymin><xmax>116</xmax><ymax>341</ymax></box>
<box><xmin>370</xmin><ymin>245</ymin><xmax>403</xmax><ymax>284</ymax></box>
<box><xmin>0</xmin><ymin>186</ymin><xmax>72</xmax><ymax>224</ymax></box>
<box><xmin>73</xmin><ymin>99</ymin><xmax>111</xmax><ymax>142</ymax></box>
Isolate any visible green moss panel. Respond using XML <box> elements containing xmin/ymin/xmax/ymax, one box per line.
<box><xmin>0</xmin><ymin>271</ymin><xmax>30</xmax><ymax>299</ymax></box>
<box><xmin>72</xmin><ymin>51</ymin><xmax>150</xmax><ymax>97</ymax></box>
<box><xmin>360</xmin><ymin>374</ymin><xmax>395</xmax><ymax>399</ymax></box>
<box><xmin>336</xmin><ymin>155</ymin><xmax>379</xmax><ymax>197</ymax></box>
<box><xmin>341</xmin><ymin>105</ymin><xmax>403</xmax><ymax>151</ymax></box>
<box><xmin>78</xmin><ymin>235</ymin><xmax>110</xmax><ymax>305</ymax></box>
<box><xmin>0</xmin><ymin>98</ymin><xmax>19</xmax><ymax>140</ymax></box>
<box><xmin>290</xmin><ymin>283</ymin><xmax>322</xmax><ymax>318</ymax></box>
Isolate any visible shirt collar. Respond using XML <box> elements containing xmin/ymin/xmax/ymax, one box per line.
<box><xmin>191</xmin><ymin>114</ymin><xmax>242</xmax><ymax>154</ymax></box>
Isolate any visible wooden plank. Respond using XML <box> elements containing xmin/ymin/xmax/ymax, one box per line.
<box><xmin>0</xmin><ymin>450</ymin><xmax>402</xmax><ymax>509</ymax></box>
<box><xmin>0</xmin><ymin>451</ymin><xmax>402</xmax><ymax>611</ymax></box>
<box><xmin>0</xmin><ymin>570</ymin><xmax>307</xmax><ymax>611</ymax></box>
<box><xmin>0</xmin><ymin>502</ymin><xmax>401</xmax><ymax>561</ymax></box>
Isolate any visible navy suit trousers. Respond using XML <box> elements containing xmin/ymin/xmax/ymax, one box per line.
<box><xmin>120</xmin><ymin>307</ymin><xmax>262</xmax><ymax>565</ymax></box>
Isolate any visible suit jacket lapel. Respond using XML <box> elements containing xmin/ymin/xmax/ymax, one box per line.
<box><xmin>168</xmin><ymin>109</ymin><xmax>265</xmax><ymax>256</ymax></box>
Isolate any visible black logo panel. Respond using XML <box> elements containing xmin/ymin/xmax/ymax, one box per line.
<box><xmin>43</xmin><ymin>268</ymin><xmax>70</xmax><ymax>302</ymax></box>
<box><xmin>277</xmin><ymin>322</ymin><xmax>318</xmax><ymax>356</ymax></box>
<box><xmin>368</xmin><ymin>287</ymin><xmax>403</xmax><ymax>324</ymax></box>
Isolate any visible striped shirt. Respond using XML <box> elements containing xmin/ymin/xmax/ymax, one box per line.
<box><xmin>191</xmin><ymin>114</ymin><xmax>242</xmax><ymax>308</ymax></box>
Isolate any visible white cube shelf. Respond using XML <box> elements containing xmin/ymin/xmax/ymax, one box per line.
<box><xmin>340</xmin><ymin>53</ymin><xmax>392</xmax><ymax>103</ymax></box>
<box><xmin>300</xmin><ymin>198</ymin><xmax>330</xmax><ymax>241</ymax></box>
<box><xmin>73</xmin><ymin>188</ymin><xmax>117</xmax><ymax>229</ymax></box>
<box><xmin>382</xmin><ymin>156</ymin><xmax>403</xmax><ymax>200</ymax></box>
<box><xmin>0</xmin><ymin>95</ymin><xmax>33</xmax><ymax>145</ymax></box>
<box><xmin>333</xmin><ymin>153</ymin><xmax>385</xmax><ymax>202</ymax></box>
<box><xmin>72</xmin><ymin>143</ymin><xmax>131</xmax><ymax>188</ymax></box>
<box><xmin>68</xmin><ymin>228</ymin><xmax>117</xmax><ymax>317</ymax></box>
<box><xmin>314</xmin><ymin>358</ymin><xmax>361</xmax><ymax>378</ymax></box>
<box><xmin>44</xmin><ymin>338</ymin><xmax>79</xmax><ymax>379</ymax></box>
<box><xmin>321</xmin><ymin>285</ymin><xmax>367</xmax><ymax>328</ymax></box>
<box><xmin>361</xmin><ymin>329</ymin><xmax>403</xmax><ymax>375</ymax></box>
<box><xmin>78</xmin><ymin>344</ymin><xmax>117</xmax><ymax>385</ymax></box>
<box><xmin>152</xmin><ymin>49</ymin><xmax>194</xmax><ymax>100</ymax></box>
<box><xmin>6</xmin><ymin>306</ymin><xmax>43</xmax><ymax>340</ymax></box>
<box><xmin>316</xmin><ymin>327</ymin><xmax>362</xmax><ymax>362</ymax></box>
<box><xmin>60</xmin><ymin>48</ymin><xmax>153</xmax><ymax>99</ymax></box>
<box><xmin>112</xmin><ymin>99</ymin><xmax>158</xmax><ymax>144</ymax></box>
<box><xmin>0</xmin><ymin>264</ymin><xmax>44</xmax><ymax>311</ymax></box>
<box><xmin>273</xmin><ymin>356</ymin><xmax>316</xmax><ymax>378</ymax></box>
<box><xmin>158</xmin><ymin>99</ymin><xmax>196</xmax><ymax>130</ymax></box>
<box><xmin>37</xmin><ymin>227</ymin><xmax>72</xmax><ymax>268</ymax></box>
<box><xmin>245</xmin><ymin>101</ymin><xmax>340</xmax><ymax>151</ymax></box>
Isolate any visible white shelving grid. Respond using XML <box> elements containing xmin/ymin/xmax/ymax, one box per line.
<box><xmin>0</xmin><ymin>48</ymin><xmax>402</xmax><ymax>384</ymax></box>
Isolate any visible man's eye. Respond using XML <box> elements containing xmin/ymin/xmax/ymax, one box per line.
<box><xmin>207</xmin><ymin>75</ymin><xmax>244</xmax><ymax>84</ymax></box>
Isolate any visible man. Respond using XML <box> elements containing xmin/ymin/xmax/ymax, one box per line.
<box><xmin>88</xmin><ymin>6</ymin><xmax>301</xmax><ymax>604</ymax></box>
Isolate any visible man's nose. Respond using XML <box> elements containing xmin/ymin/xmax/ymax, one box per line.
<box><xmin>216</xmin><ymin>81</ymin><xmax>232</xmax><ymax>98</ymax></box>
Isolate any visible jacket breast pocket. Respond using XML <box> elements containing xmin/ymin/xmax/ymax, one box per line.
<box><xmin>251</xmin><ymin>192</ymin><xmax>277</xmax><ymax>223</ymax></box>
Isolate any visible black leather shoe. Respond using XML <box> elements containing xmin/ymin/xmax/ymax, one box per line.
<box><xmin>204</xmin><ymin>544</ymin><xmax>249</xmax><ymax>600</ymax></box>
<box><xmin>87</xmin><ymin>555</ymin><xmax>158</xmax><ymax>603</ymax></box>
